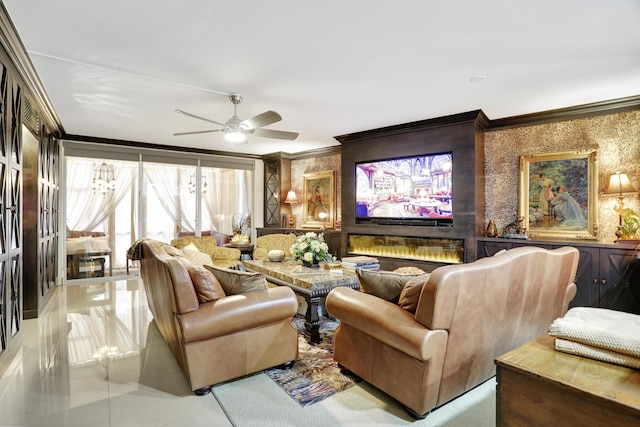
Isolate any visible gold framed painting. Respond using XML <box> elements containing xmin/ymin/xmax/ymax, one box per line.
<box><xmin>519</xmin><ymin>149</ymin><xmax>598</xmax><ymax>240</ymax></box>
<box><xmin>302</xmin><ymin>170</ymin><xmax>335</xmax><ymax>228</ymax></box>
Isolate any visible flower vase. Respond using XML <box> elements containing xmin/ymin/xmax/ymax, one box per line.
<box><xmin>303</xmin><ymin>260</ymin><xmax>320</xmax><ymax>268</ymax></box>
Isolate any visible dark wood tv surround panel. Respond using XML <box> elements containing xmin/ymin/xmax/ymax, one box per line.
<box><xmin>336</xmin><ymin>110</ymin><xmax>488</xmax><ymax>272</ymax></box>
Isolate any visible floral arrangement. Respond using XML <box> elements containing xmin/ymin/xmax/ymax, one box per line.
<box><xmin>290</xmin><ymin>232</ymin><xmax>333</xmax><ymax>265</ymax></box>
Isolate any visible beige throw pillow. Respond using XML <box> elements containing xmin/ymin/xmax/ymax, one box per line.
<box><xmin>357</xmin><ymin>269</ymin><xmax>423</xmax><ymax>303</ymax></box>
<box><xmin>66</xmin><ymin>237</ymin><xmax>92</xmax><ymax>253</ymax></box>
<box><xmin>183</xmin><ymin>249</ymin><xmax>213</xmax><ymax>267</ymax></box>
<box><xmin>397</xmin><ymin>273</ymin><xmax>430</xmax><ymax>313</ymax></box>
<box><xmin>204</xmin><ymin>265</ymin><xmax>268</xmax><ymax>295</ymax></box>
<box><xmin>89</xmin><ymin>235</ymin><xmax>110</xmax><ymax>251</ymax></box>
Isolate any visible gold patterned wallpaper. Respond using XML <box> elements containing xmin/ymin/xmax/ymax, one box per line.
<box><xmin>289</xmin><ymin>154</ymin><xmax>342</xmax><ymax>229</ymax></box>
<box><xmin>484</xmin><ymin>109</ymin><xmax>640</xmax><ymax>243</ymax></box>
<box><xmin>283</xmin><ymin>109</ymin><xmax>638</xmax><ymax>242</ymax></box>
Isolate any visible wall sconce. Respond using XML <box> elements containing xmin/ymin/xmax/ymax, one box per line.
<box><xmin>604</xmin><ymin>171</ymin><xmax>637</xmax><ymax>241</ymax></box>
<box><xmin>284</xmin><ymin>190</ymin><xmax>297</xmax><ymax>229</ymax></box>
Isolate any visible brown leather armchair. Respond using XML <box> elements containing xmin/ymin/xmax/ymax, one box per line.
<box><xmin>326</xmin><ymin>246</ymin><xmax>579</xmax><ymax>418</ymax></box>
<box><xmin>139</xmin><ymin>239</ymin><xmax>299</xmax><ymax>394</ymax></box>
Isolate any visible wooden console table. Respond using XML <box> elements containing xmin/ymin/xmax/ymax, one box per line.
<box><xmin>243</xmin><ymin>259</ymin><xmax>359</xmax><ymax>343</ymax></box>
<box><xmin>496</xmin><ymin>334</ymin><xmax>640</xmax><ymax>426</ymax></box>
<box><xmin>67</xmin><ymin>250</ymin><xmax>113</xmax><ymax>279</ymax></box>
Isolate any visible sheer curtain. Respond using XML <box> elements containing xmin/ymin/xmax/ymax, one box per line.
<box><xmin>66</xmin><ymin>158</ymin><xmax>136</xmax><ymax>233</ymax></box>
<box><xmin>202</xmin><ymin>168</ymin><xmax>252</xmax><ymax>235</ymax></box>
<box><xmin>143</xmin><ymin>163</ymin><xmax>196</xmax><ymax>237</ymax></box>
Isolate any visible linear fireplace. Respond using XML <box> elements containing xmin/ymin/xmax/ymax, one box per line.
<box><xmin>347</xmin><ymin>233</ymin><xmax>464</xmax><ymax>264</ymax></box>
<box><xmin>337</xmin><ymin>110</ymin><xmax>487</xmax><ymax>270</ymax></box>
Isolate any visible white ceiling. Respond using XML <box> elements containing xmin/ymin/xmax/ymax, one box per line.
<box><xmin>3</xmin><ymin>0</ymin><xmax>640</xmax><ymax>156</ymax></box>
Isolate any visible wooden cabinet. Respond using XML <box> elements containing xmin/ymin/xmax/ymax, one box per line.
<box><xmin>23</xmin><ymin>124</ymin><xmax>59</xmax><ymax>319</ymax></box>
<box><xmin>0</xmin><ymin>53</ymin><xmax>23</xmax><ymax>370</ymax></box>
<box><xmin>477</xmin><ymin>238</ymin><xmax>637</xmax><ymax>307</ymax></box>
<box><xmin>263</xmin><ymin>154</ymin><xmax>291</xmax><ymax>228</ymax></box>
<box><xmin>496</xmin><ymin>334</ymin><xmax>640</xmax><ymax>426</ymax></box>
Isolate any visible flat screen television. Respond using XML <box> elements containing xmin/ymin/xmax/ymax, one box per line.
<box><xmin>355</xmin><ymin>152</ymin><xmax>453</xmax><ymax>226</ymax></box>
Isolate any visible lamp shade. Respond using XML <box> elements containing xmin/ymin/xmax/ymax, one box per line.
<box><xmin>605</xmin><ymin>172</ymin><xmax>634</xmax><ymax>195</ymax></box>
<box><xmin>284</xmin><ymin>190</ymin><xmax>297</xmax><ymax>204</ymax></box>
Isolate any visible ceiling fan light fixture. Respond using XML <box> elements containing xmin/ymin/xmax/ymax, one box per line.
<box><xmin>224</xmin><ymin>128</ymin><xmax>246</xmax><ymax>143</ymax></box>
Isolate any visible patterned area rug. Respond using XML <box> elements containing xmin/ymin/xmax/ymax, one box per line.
<box><xmin>264</xmin><ymin>316</ymin><xmax>361</xmax><ymax>406</ymax></box>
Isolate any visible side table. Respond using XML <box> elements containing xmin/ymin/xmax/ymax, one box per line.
<box><xmin>224</xmin><ymin>243</ymin><xmax>254</xmax><ymax>260</ymax></box>
<box><xmin>67</xmin><ymin>250</ymin><xmax>113</xmax><ymax>279</ymax></box>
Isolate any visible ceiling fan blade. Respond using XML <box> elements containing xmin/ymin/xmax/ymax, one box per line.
<box><xmin>241</xmin><ymin>110</ymin><xmax>282</xmax><ymax>130</ymax></box>
<box><xmin>252</xmin><ymin>128</ymin><xmax>299</xmax><ymax>140</ymax></box>
<box><xmin>173</xmin><ymin>129</ymin><xmax>221</xmax><ymax>136</ymax></box>
<box><xmin>175</xmin><ymin>109</ymin><xmax>226</xmax><ymax>127</ymax></box>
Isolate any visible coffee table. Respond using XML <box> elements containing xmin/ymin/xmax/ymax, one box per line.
<box><xmin>243</xmin><ymin>259</ymin><xmax>360</xmax><ymax>343</ymax></box>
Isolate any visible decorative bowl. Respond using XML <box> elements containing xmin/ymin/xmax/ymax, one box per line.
<box><xmin>268</xmin><ymin>249</ymin><xmax>286</xmax><ymax>262</ymax></box>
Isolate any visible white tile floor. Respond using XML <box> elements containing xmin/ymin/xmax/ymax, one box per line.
<box><xmin>0</xmin><ymin>279</ymin><xmax>233</xmax><ymax>427</ymax></box>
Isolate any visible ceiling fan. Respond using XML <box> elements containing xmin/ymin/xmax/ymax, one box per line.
<box><xmin>174</xmin><ymin>93</ymin><xmax>299</xmax><ymax>145</ymax></box>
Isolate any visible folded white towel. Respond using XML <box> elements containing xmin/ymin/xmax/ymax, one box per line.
<box><xmin>555</xmin><ymin>338</ymin><xmax>640</xmax><ymax>369</ymax></box>
<box><xmin>549</xmin><ymin>307</ymin><xmax>640</xmax><ymax>358</ymax></box>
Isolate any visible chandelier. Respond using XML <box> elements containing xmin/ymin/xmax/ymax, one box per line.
<box><xmin>91</xmin><ymin>162</ymin><xmax>116</xmax><ymax>194</ymax></box>
<box><xmin>188</xmin><ymin>174</ymin><xmax>208</xmax><ymax>194</ymax></box>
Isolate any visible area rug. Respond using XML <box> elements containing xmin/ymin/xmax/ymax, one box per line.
<box><xmin>264</xmin><ymin>316</ymin><xmax>361</xmax><ymax>406</ymax></box>
<box><xmin>212</xmin><ymin>373</ymin><xmax>496</xmax><ymax>427</ymax></box>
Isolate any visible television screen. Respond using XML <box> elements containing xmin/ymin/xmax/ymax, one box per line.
<box><xmin>355</xmin><ymin>152</ymin><xmax>453</xmax><ymax>224</ymax></box>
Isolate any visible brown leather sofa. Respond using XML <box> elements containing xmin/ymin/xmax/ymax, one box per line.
<box><xmin>326</xmin><ymin>246</ymin><xmax>579</xmax><ymax>418</ymax></box>
<box><xmin>139</xmin><ymin>239</ymin><xmax>299</xmax><ymax>394</ymax></box>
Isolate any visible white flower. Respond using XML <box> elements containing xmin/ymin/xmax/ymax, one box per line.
<box><xmin>289</xmin><ymin>232</ymin><xmax>332</xmax><ymax>264</ymax></box>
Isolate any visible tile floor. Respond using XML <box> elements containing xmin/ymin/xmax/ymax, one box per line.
<box><xmin>0</xmin><ymin>278</ymin><xmax>233</xmax><ymax>427</ymax></box>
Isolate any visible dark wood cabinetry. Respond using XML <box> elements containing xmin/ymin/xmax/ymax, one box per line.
<box><xmin>336</xmin><ymin>110</ymin><xmax>488</xmax><ymax>270</ymax></box>
<box><xmin>263</xmin><ymin>154</ymin><xmax>291</xmax><ymax>228</ymax></box>
<box><xmin>23</xmin><ymin>121</ymin><xmax>59</xmax><ymax>319</ymax></box>
<box><xmin>0</xmin><ymin>50</ymin><xmax>23</xmax><ymax>372</ymax></box>
<box><xmin>0</xmin><ymin>9</ymin><xmax>63</xmax><ymax>376</ymax></box>
<box><xmin>477</xmin><ymin>238</ymin><xmax>637</xmax><ymax>307</ymax></box>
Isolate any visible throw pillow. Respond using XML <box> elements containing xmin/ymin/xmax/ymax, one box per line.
<box><xmin>89</xmin><ymin>235</ymin><xmax>110</xmax><ymax>251</ymax></box>
<box><xmin>204</xmin><ymin>265</ymin><xmax>268</xmax><ymax>295</ymax></box>
<box><xmin>397</xmin><ymin>273</ymin><xmax>430</xmax><ymax>313</ymax></box>
<box><xmin>357</xmin><ymin>269</ymin><xmax>423</xmax><ymax>303</ymax></box>
<box><xmin>66</xmin><ymin>237</ymin><xmax>92</xmax><ymax>253</ymax></box>
<box><xmin>393</xmin><ymin>266</ymin><xmax>426</xmax><ymax>275</ymax></box>
<box><xmin>186</xmin><ymin>264</ymin><xmax>226</xmax><ymax>303</ymax></box>
<box><xmin>179</xmin><ymin>242</ymin><xmax>213</xmax><ymax>266</ymax></box>
<box><xmin>184</xmin><ymin>243</ymin><xmax>200</xmax><ymax>252</ymax></box>
<box><xmin>183</xmin><ymin>249</ymin><xmax>213</xmax><ymax>267</ymax></box>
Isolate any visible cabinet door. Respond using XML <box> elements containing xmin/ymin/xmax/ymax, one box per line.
<box><xmin>477</xmin><ymin>240</ymin><xmax>513</xmax><ymax>258</ymax></box>
<box><xmin>264</xmin><ymin>160</ymin><xmax>281</xmax><ymax>227</ymax></box>
<box><xmin>568</xmin><ymin>246</ymin><xmax>599</xmax><ymax>308</ymax></box>
<box><xmin>598</xmin><ymin>247</ymin><xmax>636</xmax><ymax>300</ymax></box>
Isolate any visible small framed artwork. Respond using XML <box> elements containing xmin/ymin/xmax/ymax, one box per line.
<box><xmin>519</xmin><ymin>149</ymin><xmax>598</xmax><ymax>240</ymax></box>
<box><xmin>302</xmin><ymin>170</ymin><xmax>335</xmax><ymax>229</ymax></box>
